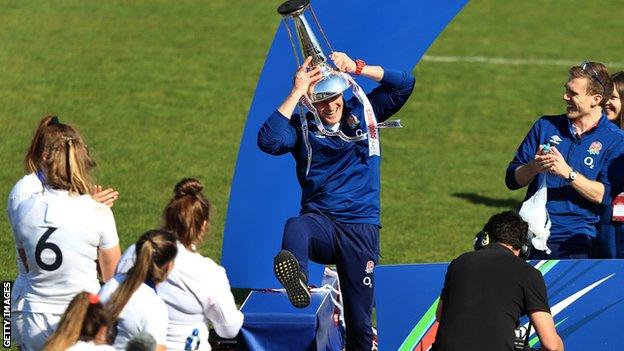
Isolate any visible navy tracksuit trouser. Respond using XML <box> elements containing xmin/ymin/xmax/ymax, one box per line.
<box><xmin>529</xmin><ymin>234</ymin><xmax>594</xmax><ymax>259</ymax></box>
<box><xmin>281</xmin><ymin>212</ymin><xmax>379</xmax><ymax>351</ymax></box>
<box><xmin>594</xmin><ymin>223</ymin><xmax>624</xmax><ymax>258</ymax></box>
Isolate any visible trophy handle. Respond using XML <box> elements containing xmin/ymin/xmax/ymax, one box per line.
<box><xmin>278</xmin><ymin>0</ymin><xmax>350</xmax><ymax>103</ymax></box>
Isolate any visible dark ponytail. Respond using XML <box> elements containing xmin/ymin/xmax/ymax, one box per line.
<box><xmin>106</xmin><ymin>230</ymin><xmax>177</xmax><ymax>321</ymax></box>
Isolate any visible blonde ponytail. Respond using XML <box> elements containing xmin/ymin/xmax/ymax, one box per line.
<box><xmin>67</xmin><ymin>138</ymin><xmax>93</xmax><ymax>194</ymax></box>
<box><xmin>43</xmin><ymin>125</ymin><xmax>95</xmax><ymax>195</ymax></box>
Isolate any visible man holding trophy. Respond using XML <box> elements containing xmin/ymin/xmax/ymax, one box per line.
<box><xmin>257</xmin><ymin>1</ymin><xmax>415</xmax><ymax>348</ymax></box>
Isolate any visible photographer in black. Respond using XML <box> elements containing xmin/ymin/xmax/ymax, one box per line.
<box><xmin>431</xmin><ymin>211</ymin><xmax>564</xmax><ymax>351</ymax></box>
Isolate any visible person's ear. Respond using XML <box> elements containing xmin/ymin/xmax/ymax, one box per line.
<box><xmin>591</xmin><ymin>94</ymin><xmax>602</xmax><ymax>108</ymax></box>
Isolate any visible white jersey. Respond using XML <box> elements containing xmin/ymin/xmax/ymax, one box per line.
<box><xmin>66</xmin><ymin>341</ymin><xmax>116</xmax><ymax>351</ymax></box>
<box><xmin>13</xmin><ymin>187</ymin><xmax>119</xmax><ymax>314</ymax></box>
<box><xmin>98</xmin><ymin>274</ymin><xmax>169</xmax><ymax>350</ymax></box>
<box><xmin>116</xmin><ymin>243</ymin><xmax>244</xmax><ymax>351</ymax></box>
<box><xmin>7</xmin><ymin>173</ymin><xmax>43</xmax><ymax>311</ymax></box>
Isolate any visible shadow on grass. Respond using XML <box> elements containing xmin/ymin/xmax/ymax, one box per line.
<box><xmin>233</xmin><ymin>288</ymin><xmax>252</xmax><ymax>307</ymax></box>
<box><xmin>452</xmin><ymin>193</ymin><xmax>520</xmax><ymax>209</ymax></box>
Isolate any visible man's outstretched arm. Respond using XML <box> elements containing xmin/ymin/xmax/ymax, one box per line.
<box><xmin>331</xmin><ymin>52</ymin><xmax>415</xmax><ymax>122</ymax></box>
<box><xmin>529</xmin><ymin>310</ymin><xmax>564</xmax><ymax>351</ymax></box>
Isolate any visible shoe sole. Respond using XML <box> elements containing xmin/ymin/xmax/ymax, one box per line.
<box><xmin>274</xmin><ymin>250</ymin><xmax>311</xmax><ymax>308</ymax></box>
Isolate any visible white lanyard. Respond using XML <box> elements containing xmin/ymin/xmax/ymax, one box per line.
<box><xmin>298</xmin><ymin>73</ymin><xmax>403</xmax><ymax>176</ymax></box>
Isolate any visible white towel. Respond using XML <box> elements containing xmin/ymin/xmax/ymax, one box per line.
<box><xmin>519</xmin><ymin>176</ymin><xmax>551</xmax><ymax>254</ymax></box>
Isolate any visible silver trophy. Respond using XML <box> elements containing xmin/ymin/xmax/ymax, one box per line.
<box><xmin>278</xmin><ymin>0</ymin><xmax>350</xmax><ymax>103</ymax></box>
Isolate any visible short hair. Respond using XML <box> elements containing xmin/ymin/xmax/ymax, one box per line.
<box><xmin>483</xmin><ymin>211</ymin><xmax>528</xmax><ymax>251</ymax></box>
<box><xmin>568</xmin><ymin>61</ymin><xmax>613</xmax><ymax>106</ymax></box>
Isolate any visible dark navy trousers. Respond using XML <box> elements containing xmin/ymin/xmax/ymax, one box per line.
<box><xmin>594</xmin><ymin>223</ymin><xmax>624</xmax><ymax>258</ymax></box>
<box><xmin>281</xmin><ymin>212</ymin><xmax>379</xmax><ymax>351</ymax></box>
<box><xmin>529</xmin><ymin>234</ymin><xmax>592</xmax><ymax>259</ymax></box>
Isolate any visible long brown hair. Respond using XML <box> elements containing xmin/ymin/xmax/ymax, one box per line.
<box><xmin>106</xmin><ymin>230</ymin><xmax>177</xmax><ymax>321</ymax></box>
<box><xmin>24</xmin><ymin>115</ymin><xmax>63</xmax><ymax>173</ymax></box>
<box><xmin>43</xmin><ymin>292</ymin><xmax>110</xmax><ymax>351</ymax></box>
<box><xmin>612</xmin><ymin>71</ymin><xmax>624</xmax><ymax>128</ymax></box>
<box><xmin>42</xmin><ymin>123</ymin><xmax>96</xmax><ymax>195</ymax></box>
<box><xmin>163</xmin><ymin>178</ymin><xmax>211</xmax><ymax>250</ymax></box>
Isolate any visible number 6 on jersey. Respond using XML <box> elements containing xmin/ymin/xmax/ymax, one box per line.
<box><xmin>35</xmin><ymin>227</ymin><xmax>63</xmax><ymax>271</ymax></box>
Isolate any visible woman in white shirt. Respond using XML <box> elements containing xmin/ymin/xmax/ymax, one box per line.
<box><xmin>100</xmin><ymin>230</ymin><xmax>178</xmax><ymax>351</ymax></box>
<box><xmin>7</xmin><ymin>115</ymin><xmax>53</xmax><ymax>348</ymax></box>
<box><xmin>43</xmin><ymin>291</ymin><xmax>116</xmax><ymax>351</ymax></box>
<box><xmin>8</xmin><ymin>116</ymin><xmax>119</xmax><ymax>347</ymax></box>
<box><xmin>115</xmin><ymin>178</ymin><xmax>243</xmax><ymax>350</ymax></box>
<box><xmin>12</xmin><ymin>121</ymin><xmax>121</xmax><ymax>351</ymax></box>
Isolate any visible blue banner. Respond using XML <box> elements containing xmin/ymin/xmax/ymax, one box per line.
<box><xmin>221</xmin><ymin>0</ymin><xmax>468</xmax><ymax>289</ymax></box>
<box><xmin>375</xmin><ymin>259</ymin><xmax>624</xmax><ymax>351</ymax></box>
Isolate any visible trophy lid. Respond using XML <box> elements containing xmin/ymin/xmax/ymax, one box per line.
<box><xmin>277</xmin><ymin>0</ymin><xmax>310</xmax><ymax>16</ymax></box>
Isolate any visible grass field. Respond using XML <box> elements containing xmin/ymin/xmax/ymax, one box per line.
<box><xmin>1</xmin><ymin>0</ymin><xmax>624</xmax><ymax>292</ymax></box>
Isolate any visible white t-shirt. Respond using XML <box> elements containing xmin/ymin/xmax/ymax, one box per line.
<box><xmin>116</xmin><ymin>243</ymin><xmax>244</xmax><ymax>351</ymax></box>
<box><xmin>99</xmin><ymin>274</ymin><xmax>169</xmax><ymax>350</ymax></box>
<box><xmin>66</xmin><ymin>341</ymin><xmax>116</xmax><ymax>351</ymax></box>
<box><xmin>13</xmin><ymin>187</ymin><xmax>119</xmax><ymax>314</ymax></box>
<box><xmin>7</xmin><ymin>173</ymin><xmax>43</xmax><ymax>311</ymax></box>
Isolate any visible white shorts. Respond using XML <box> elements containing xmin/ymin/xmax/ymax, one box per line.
<box><xmin>14</xmin><ymin>312</ymin><xmax>62</xmax><ymax>351</ymax></box>
<box><xmin>10</xmin><ymin>276</ymin><xmax>26</xmax><ymax>346</ymax></box>
<box><xmin>10</xmin><ymin>311</ymin><xmax>22</xmax><ymax>347</ymax></box>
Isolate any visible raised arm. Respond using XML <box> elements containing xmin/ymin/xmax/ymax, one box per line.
<box><xmin>257</xmin><ymin>56</ymin><xmax>321</xmax><ymax>155</ymax></box>
<box><xmin>331</xmin><ymin>52</ymin><xmax>384</xmax><ymax>82</ymax></box>
<box><xmin>277</xmin><ymin>56</ymin><xmax>322</xmax><ymax>118</ymax></box>
<box><xmin>331</xmin><ymin>52</ymin><xmax>415</xmax><ymax>122</ymax></box>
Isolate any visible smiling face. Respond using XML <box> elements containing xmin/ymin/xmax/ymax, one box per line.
<box><xmin>605</xmin><ymin>87</ymin><xmax>622</xmax><ymax>122</ymax></box>
<box><xmin>312</xmin><ymin>94</ymin><xmax>344</xmax><ymax>125</ymax></box>
<box><xmin>563</xmin><ymin>77</ymin><xmax>601</xmax><ymax>120</ymax></box>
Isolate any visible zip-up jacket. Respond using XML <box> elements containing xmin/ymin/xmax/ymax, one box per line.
<box><xmin>258</xmin><ymin>69</ymin><xmax>415</xmax><ymax>226</ymax></box>
<box><xmin>506</xmin><ymin>114</ymin><xmax>624</xmax><ymax>243</ymax></box>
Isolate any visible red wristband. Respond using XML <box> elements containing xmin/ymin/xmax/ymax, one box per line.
<box><xmin>355</xmin><ymin>59</ymin><xmax>366</xmax><ymax>75</ymax></box>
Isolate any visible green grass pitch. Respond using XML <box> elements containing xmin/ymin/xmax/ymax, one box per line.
<box><xmin>1</xmin><ymin>0</ymin><xmax>623</xmax><ymax>293</ymax></box>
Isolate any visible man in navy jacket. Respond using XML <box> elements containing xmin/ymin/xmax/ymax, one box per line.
<box><xmin>258</xmin><ymin>52</ymin><xmax>414</xmax><ymax>350</ymax></box>
<box><xmin>506</xmin><ymin>62</ymin><xmax>624</xmax><ymax>259</ymax></box>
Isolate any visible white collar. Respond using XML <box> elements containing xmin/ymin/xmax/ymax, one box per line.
<box><xmin>324</xmin><ymin>122</ymin><xmax>340</xmax><ymax>132</ymax></box>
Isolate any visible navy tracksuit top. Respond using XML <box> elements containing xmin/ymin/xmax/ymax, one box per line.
<box><xmin>506</xmin><ymin>114</ymin><xmax>624</xmax><ymax>243</ymax></box>
<box><xmin>258</xmin><ymin>69</ymin><xmax>415</xmax><ymax>226</ymax></box>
